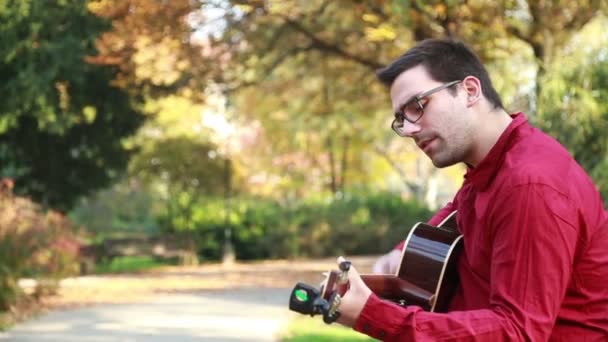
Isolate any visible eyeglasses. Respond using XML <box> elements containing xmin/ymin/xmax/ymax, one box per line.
<box><xmin>391</xmin><ymin>80</ymin><xmax>461</xmax><ymax>137</ymax></box>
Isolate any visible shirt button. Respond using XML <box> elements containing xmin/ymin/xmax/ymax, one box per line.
<box><xmin>362</xmin><ymin>323</ymin><xmax>371</xmax><ymax>333</ymax></box>
<box><xmin>378</xmin><ymin>330</ymin><xmax>386</xmax><ymax>339</ymax></box>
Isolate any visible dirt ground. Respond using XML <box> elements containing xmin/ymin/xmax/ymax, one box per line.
<box><xmin>39</xmin><ymin>255</ymin><xmax>378</xmax><ymax>309</ymax></box>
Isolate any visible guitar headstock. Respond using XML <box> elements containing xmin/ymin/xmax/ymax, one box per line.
<box><xmin>288</xmin><ymin>261</ymin><xmax>351</xmax><ymax>324</ymax></box>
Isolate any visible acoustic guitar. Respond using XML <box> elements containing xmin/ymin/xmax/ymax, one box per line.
<box><xmin>288</xmin><ymin>211</ymin><xmax>462</xmax><ymax>323</ymax></box>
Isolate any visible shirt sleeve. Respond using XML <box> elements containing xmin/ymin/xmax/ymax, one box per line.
<box><xmin>393</xmin><ymin>202</ymin><xmax>457</xmax><ymax>251</ymax></box>
<box><xmin>355</xmin><ymin>184</ymin><xmax>579</xmax><ymax>341</ymax></box>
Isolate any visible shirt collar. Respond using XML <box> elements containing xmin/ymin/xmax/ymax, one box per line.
<box><xmin>464</xmin><ymin>112</ymin><xmax>528</xmax><ymax>191</ymax></box>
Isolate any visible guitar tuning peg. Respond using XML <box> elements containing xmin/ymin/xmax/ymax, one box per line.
<box><xmin>339</xmin><ymin>260</ymin><xmax>351</xmax><ymax>272</ymax></box>
<box><xmin>338</xmin><ymin>261</ymin><xmax>351</xmax><ymax>284</ymax></box>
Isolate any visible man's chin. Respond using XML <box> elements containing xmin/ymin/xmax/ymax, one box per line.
<box><xmin>430</xmin><ymin>154</ymin><xmax>458</xmax><ymax>168</ymax></box>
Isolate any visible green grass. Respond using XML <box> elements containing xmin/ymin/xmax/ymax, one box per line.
<box><xmin>94</xmin><ymin>256</ymin><xmax>174</xmax><ymax>274</ymax></box>
<box><xmin>281</xmin><ymin>315</ymin><xmax>378</xmax><ymax>342</ymax></box>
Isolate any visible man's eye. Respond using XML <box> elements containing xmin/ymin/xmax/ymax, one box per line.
<box><xmin>404</xmin><ymin>101</ymin><xmax>421</xmax><ymax>113</ymax></box>
<box><xmin>417</xmin><ymin>97</ymin><xmax>429</xmax><ymax>109</ymax></box>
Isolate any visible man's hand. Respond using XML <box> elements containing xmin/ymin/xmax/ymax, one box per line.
<box><xmin>336</xmin><ymin>256</ymin><xmax>372</xmax><ymax>328</ymax></box>
<box><xmin>372</xmin><ymin>249</ymin><xmax>402</xmax><ymax>274</ymax></box>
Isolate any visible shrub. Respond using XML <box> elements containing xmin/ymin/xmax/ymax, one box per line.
<box><xmin>157</xmin><ymin>191</ymin><xmax>432</xmax><ymax>261</ymax></box>
<box><xmin>0</xmin><ymin>180</ymin><xmax>80</xmax><ymax>311</ymax></box>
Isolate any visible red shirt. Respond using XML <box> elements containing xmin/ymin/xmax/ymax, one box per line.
<box><xmin>354</xmin><ymin>113</ymin><xmax>608</xmax><ymax>341</ymax></box>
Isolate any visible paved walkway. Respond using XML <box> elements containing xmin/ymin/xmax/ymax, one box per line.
<box><xmin>0</xmin><ymin>257</ymin><xmax>377</xmax><ymax>341</ymax></box>
<box><xmin>0</xmin><ymin>288</ymin><xmax>292</xmax><ymax>342</ymax></box>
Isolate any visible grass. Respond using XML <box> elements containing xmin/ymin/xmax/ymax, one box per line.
<box><xmin>281</xmin><ymin>315</ymin><xmax>378</xmax><ymax>342</ymax></box>
<box><xmin>94</xmin><ymin>256</ymin><xmax>175</xmax><ymax>274</ymax></box>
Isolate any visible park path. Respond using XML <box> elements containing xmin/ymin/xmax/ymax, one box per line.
<box><xmin>0</xmin><ymin>288</ymin><xmax>291</xmax><ymax>342</ymax></box>
<box><xmin>0</xmin><ymin>256</ymin><xmax>376</xmax><ymax>342</ymax></box>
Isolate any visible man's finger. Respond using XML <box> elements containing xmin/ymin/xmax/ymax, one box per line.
<box><xmin>336</xmin><ymin>256</ymin><xmax>363</xmax><ymax>284</ymax></box>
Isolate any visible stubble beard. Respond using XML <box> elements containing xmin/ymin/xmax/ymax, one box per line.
<box><xmin>428</xmin><ymin>138</ymin><xmax>463</xmax><ymax>168</ymax></box>
<box><xmin>428</xmin><ymin>123</ymin><xmax>473</xmax><ymax>168</ymax></box>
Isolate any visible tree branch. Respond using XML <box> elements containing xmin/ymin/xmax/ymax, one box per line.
<box><xmin>278</xmin><ymin>15</ymin><xmax>383</xmax><ymax>70</ymax></box>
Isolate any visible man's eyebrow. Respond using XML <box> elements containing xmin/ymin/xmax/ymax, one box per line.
<box><xmin>395</xmin><ymin>93</ymin><xmax>419</xmax><ymax>113</ymax></box>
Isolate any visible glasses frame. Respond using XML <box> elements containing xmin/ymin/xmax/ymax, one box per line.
<box><xmin>391</xmin><ymin>80</ymin><xmax>462</xmax><ymax>136</ymax></box>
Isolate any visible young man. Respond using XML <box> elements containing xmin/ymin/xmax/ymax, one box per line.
<box><xmin>336</xmin><ymin>39</ymin><xmax>608</xmax><ymax>341</ymax></box>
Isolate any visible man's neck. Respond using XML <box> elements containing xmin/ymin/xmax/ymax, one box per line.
<box><xmin>467</xmin><ymin>108</ymin><xmax>513</xmax><ymax>168</ymax></box>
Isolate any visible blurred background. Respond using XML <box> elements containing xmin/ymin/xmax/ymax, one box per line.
<box><xmin>1</xmin><ymin>0</ymin><xmax>607</xmax><ymax>339</ymax></box>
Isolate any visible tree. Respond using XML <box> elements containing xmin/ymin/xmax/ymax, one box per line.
<box><xmin>198</xmin><ymin>1</ymin><xmax>470</xmax><ymax>204</ymax></box>
<box><xmin>87</xmin><ymin>0</ymin><xmax>213</xmax><ymax>102</ymax></box>
<box><xmin>536</xmin><ymin>17</ymin><xmax>608</xmax><ymax>202</ymax></box>
<box><xmin>129</xmin><ymin>136</ymin><xmax>228</xmax><ymax>199</ymax></box>
<box><xmin>201</xmin><ymin>0</ymin><xmax>607</xmax><ymax>206</ymax></box>
<box><xmin>207</xmin><ymin>1</ymin><xmax>413</xmax><ymax>199</ymax></box>
<box><xmin>0</xmin><ymin>0</ymin><xmax>144</xmax><ymax>211</ymax></box>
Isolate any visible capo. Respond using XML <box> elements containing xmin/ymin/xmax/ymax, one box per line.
<box><xmin>288</xmin><ymin>282</ymin><xmax>341</xmax><ymax>323</ymax></box>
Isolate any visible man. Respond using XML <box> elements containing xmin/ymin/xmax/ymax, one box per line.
<box><xmin>335</xmin><ymin>39</ymin><xmax>608</xmax><ymax>341</ymax></box>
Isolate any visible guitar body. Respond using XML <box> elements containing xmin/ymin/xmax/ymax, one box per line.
<box><xmin>399</xmin><ymin>210</ymin><xmax>462</xmax><ymax>311</ymax></box>
<box><xmin>288</xmin><ymin>211</ymin><xmax>462</xmax><ymax>322</ymax></box>
<box><xmin>362</xmin><ymin>210</ymin><xmax>462</xmax><ymax>312</ymax></box>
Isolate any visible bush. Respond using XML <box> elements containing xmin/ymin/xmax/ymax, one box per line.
<box><xmin>0</xmin><ymin>180</ymin><xmax>80</xmax><ymax>311</ymax></box>
<box><xmin>157</xmin><ymin>191</ymin><xmax>433</xmax><ymax>261</ymax></box>
<box><xmin>290</xmin><ymin>192</ymin><xmax>433</xmax><ymax>258</ymax></box>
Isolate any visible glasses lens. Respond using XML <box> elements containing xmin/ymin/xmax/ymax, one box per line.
<box><xmin>391</xmin><ymin>119</ymin><xmax>406</xmax><ymax>136</ymax></box>
<box><xmin>403</xmin><ymin>100</ymin><xmax>424</xmax><ymax>122</ymax></box>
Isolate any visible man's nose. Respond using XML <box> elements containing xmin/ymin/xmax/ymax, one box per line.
<box><xmin>400</xmin><ymin>120</ymin><xmax>422</xmax><ymax>137</ymax></box>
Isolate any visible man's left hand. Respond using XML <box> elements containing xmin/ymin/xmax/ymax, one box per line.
<box><xmin>335</xmin><ymin>256</ymin><xmax>373</xmax><ymax>327</ymax></box>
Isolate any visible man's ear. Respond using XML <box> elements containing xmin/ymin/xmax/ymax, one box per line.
<box><xmin>462</xmin><ymin>76</ymin><xmax>482</xmax><ymax>107</ymax></box>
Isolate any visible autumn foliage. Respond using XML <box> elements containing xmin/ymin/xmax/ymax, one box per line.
<box><xmin>0</xmin><ymin>179</ymin><xmax>80</xmax><ymax>311</ymax></box>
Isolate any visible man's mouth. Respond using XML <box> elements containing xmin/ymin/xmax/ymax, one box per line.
<box><xmin>417</xmin><ymin>137</ymin><xmax>436</xmax><ymax>152</ymax></box>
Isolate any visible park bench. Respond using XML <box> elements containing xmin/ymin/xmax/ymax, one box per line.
<box><xmin>78</xmin><ymin>235</ymin><xmax>193</xmax><ymax>274</ymax></box>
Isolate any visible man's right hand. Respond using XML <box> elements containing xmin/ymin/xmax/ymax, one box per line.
<box><xmin>372</xmin><ymin>249</ymin><xmax>402</xmax><ymax>274</ymax></box>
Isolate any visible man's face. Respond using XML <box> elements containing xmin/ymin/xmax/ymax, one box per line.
<box><xmin>389</xmin><ymin>65</ymin><xmax>475</xmax><ymax>168</ymax></box>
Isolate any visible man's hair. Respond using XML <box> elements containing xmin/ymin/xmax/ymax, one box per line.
<box><xmin>376</xmin><ymin>39</ymin><xmax>504</xmax><ymax>110</ymax></box>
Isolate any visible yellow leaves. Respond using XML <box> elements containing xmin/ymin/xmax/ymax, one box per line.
<box><xmin>86</xmin><ymin>0</ymin><xmax>108</xmax><ymax>14</ymax></box>
<box><xmin>434</xmin><ymin>3</ymin><xmax>448</xmax><ymax>17</ymax></box>
<box><xmin>235</xmin><ymin>3</ymin><xmax>255</xmax><ymax>14</ymax></box>
<box><xmin>82</xmin><ymin>106</ymin><xmax>97</xmax><ymax>123</ymax></box>
<box><xmin>54</xmin><ymin>81</ymin><xmax>70</xmax><ymax>111</ymax></box>
<box><xmin>364</xmin><ymin>24</ymin><xmax>397</xmax><ymax>42</ymax></box>
<box><xmin>132</xmin><ymin>36</ymin><xmax>190</xmax><ymax>86</ymax></box>
<box><xmin>267</xmin><ymin>0</ymin><xmax>293</xmax><ymax>15</ymax></box>
<box><xmin>459</xmin><ymin>3</ymin><xmax>473</xmax><ymax>19</ymax></box>
<box><xmin>294</xmin><ymin>131</ymin><xmax>307</xmax><ymax>148</ymax></box>
<box><xmin>88</xmin><ymin>0</ymin><xmax>202</xmax><ymax>96</ymax></box>
<box><xmin>362</xmin><ymin>13</ymin><xmax>380</xmax><ymax>24</ymax></box>
<box><xmin>141</xmin><ymin>95</ymin><xmax>204</xmax><ymax>139</ymax></box>
<box><xmin>361</xmin><ymin>11</ymin><xmax>396</xmax><ymax>42</ymax></box>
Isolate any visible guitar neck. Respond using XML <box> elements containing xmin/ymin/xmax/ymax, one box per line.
<box><xmin>361</xmin><ymin>274</ymin><xmax>435</xmax><ymax>307</ymax></box>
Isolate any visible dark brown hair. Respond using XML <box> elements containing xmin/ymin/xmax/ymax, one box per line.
<box><xmin>376</xmin><ymin>39</ymin><xmax>504</xmax><ymax>110</ymax></box>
